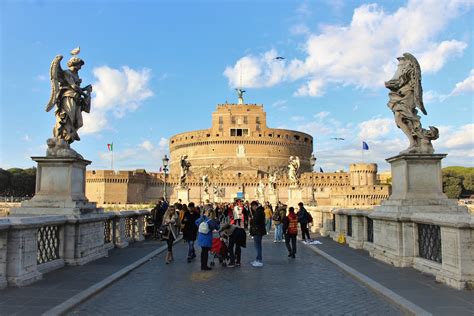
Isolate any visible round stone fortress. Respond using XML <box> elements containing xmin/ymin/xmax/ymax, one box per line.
<box><xmin>169</xmin><ymin>103</ymin><xmax>313</xmax><ymax>176</ymax></box>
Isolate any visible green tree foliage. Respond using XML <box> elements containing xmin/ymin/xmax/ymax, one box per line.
<box><xmin>0</xmin><ymin>167</ymin><xmax>36</xmax><ymax>197</ymax></box>
<box><xmin>442</xmin><ymin>167</ymin><xmax>474</xmax><ymax>199</ymax></box>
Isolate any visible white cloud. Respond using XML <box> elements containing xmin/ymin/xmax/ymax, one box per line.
<box><xmin>314</xmin><ymin>111</ymin><xmax>330</xmax><ymax>120</ymax></box>
<box><xmin>22</xmin><ymin>135</ymin><xmax>31</xmax><ymax>142</ymax></box>
<box><xmin>358</xmin><ymin>118</ymin><xmax>395</xmax><ymax>140</ymax></box>
<box><xmin>36</xmin><ymin>75</ymin><xmax>47</xmax><ymax>81</ymax></box>
<box><xmin>223</xmin><ymin>49</ymin><xmax>286</xmax><ymax>88</ymax></box>
<box><xmin>140</xmin><ymin>140</ymin><xmax>154</xmax><ymax>151</ymax></box>
<box><xmin>272</xmin><ymin>99</ymin><xmax>288</xmax><ymax>110</ymax></box>
<box><xmin>223</xmin><ymin>0</ymin><xmax>469</xmax><ymax>96</ymax></box>
<box><xmin>451</xmin><ymin>69</ymin><xmax>474</xmax><ymax>95</ymax></box>
<box><xmin>290</xmin><ymin>116</ymin><xmax>305</xmax><ymax>122</ymax></box>
<box><xmin>294</xmin><ymin>78</ymin><xmax>325</xmax><ymax>97</ymax></box>
<box><xmin>82</xmin><ymin>66</ymin><xmax>153</xmax><ymax>134</ymax></box>
<box><xmin>438</xmin><ymin>124</ymin><xmax>474</xmax><ymax>149</ymax></box>
<box><xmin>290</xmin><ymin>24</ymin><xmax>310</xmax><ymax>35</ymax></box>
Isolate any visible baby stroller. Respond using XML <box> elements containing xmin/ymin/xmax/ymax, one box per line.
<box><xmin>210</xmin><ymin>231</ymin><xmax>229</xmax><ymax>267</ymax></box>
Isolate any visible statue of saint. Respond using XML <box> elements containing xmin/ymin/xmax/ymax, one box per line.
<box><xmin>257</xmin><ymin>179</ymin><xmax>265</xmax><ymax>198</ymax></box>
<box><xmin>268</xmin><ymin>172</ymin><xmax>277</xmax><ymax>192</ymax></box>
<box><xmin>202</xmin><ymin>175</ymin><xmax>210</xmax><ymax>194</ymax></box>
<box><xmin>288</xmin><ymin>156</ymin><xmax>300</xmax><ymax>187</ymax></box>
<box><xmin>385</xmin><ymin>53</ymin><xmax>439</xmax><ymax>154</ymax></box>
<box><xmin>180</xmin><ymin>155</ymin><xmax>191</xmax><ymax>187</ymax></box>
<box><xmin>45</xmin><ymin>48</ymin><xmax>92</xmax><ymax>157</ymax></box>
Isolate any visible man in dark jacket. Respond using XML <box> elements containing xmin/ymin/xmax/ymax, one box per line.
<box><xmin>182</xmin><ymin>202</ymin><xmax>200</xmax><ymax>262</ymax></box>
<box><xmin>249</xmin><ymin>201</ymin><xmax>266</xmax><ymax>267</ymax></box>
<box><xmin>297</xmin><ymin>202</ymin><xmax>312</xmax><ymax>241</ymax></box>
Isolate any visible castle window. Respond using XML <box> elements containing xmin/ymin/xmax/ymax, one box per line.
<box><xmin>219</xmin><ymin>116</ymin><xmax>223</xmax><ymax>124</ymax></box>
<box><xmin>304</xmin><ymin>137</ymin><xmax>308</xmax><ymax>142</ymax></box>
<box><xmin>268</xmin><ymin>133</ymin><xmax>272</xmax><ymax>137</ymax></box>
<box><xmin>230</xmin><ymin>128</ymin><xmax>249</xmax><ymax>137</ymax></box>
<box><xmin>216</xmin><ymin>134</ymin><xmax>219</xmax><ymax>137</ymax></box>
<box><xmin>277</xmin><ymin>134</ymin><xmax>281</xmax><ymax>138</ymax></box>
<box><xmin>206</xmin><ymin>134</ymin><xmax>210</xmax><ymax>137</ymax></box>
<box><xmin>243</xmin><ymin>116</ymin><xmax>248</xmax><ymax>124</ymax></box>
<box><xmin>256</xmin><ymin>124</ymin><xmax>261</xmax><ymax>131</ymax></box>
<box><xmin>294</xmin><ymin>135</ymin><xmax>300</xmax><ymax>141</ymax></box>
<box><xmin>256</xmin><ymin>116</ymin><xmax>260</xmax><ymax>124</ymax></box>
<box><xmin>231</xmin><ymin>116</ymin><xmax>236</xmax><ymax>124</ymax></box>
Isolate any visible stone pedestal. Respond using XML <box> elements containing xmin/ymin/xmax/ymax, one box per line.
<box><xmin>177</xmin><ymin>187</ymin><xmax>190</xmax><ymax>204</ymax></box>
<box><xmin>10</xmin><ymin>156</ymin><xmax>98</xmax><ymax>216</ymax></box>
<box><xmin>369</xmin><ymin>153</ymin><xmax>474</xmax><ymax>289</ymax></box>
<box><xmin>268</xmin><ymin>190</ymin><xmax>279</xmax><ymax>206</ymax></box>
<box><xmin>287</xmin><ymin>186</ymin><xmax>302</xmax><ymax>209</ymax></box>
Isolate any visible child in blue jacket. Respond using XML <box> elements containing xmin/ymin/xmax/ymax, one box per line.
<box><xmin>195</xmin><ymin>210</ymin><xmax>220</xmax><ymax>270</ymax></box>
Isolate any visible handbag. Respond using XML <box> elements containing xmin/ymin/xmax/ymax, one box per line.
<box><xmin>159</xmin><ymin>224</ymin><xmax>170</xmax><ymax>239</ymax></box>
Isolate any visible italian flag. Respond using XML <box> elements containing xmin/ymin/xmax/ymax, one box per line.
<box><xmin>107</xmin><ymin>143</ymin><xmax>113</xmax><ymax>151</ymax></box>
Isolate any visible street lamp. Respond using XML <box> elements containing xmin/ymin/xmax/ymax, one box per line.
<box><xmin>309</xmin><ymin>153</ymin><xmax>317</xmax><ymax>204</ymax></box>
<box><xmin>162</xmin><ymin>154</ymin><xmax>169</xmax><ymax>202</ymax></box>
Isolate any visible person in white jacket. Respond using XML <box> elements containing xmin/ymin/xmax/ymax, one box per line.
<box><xmin>233</xmin><ymin>202</ymin><xmax>243</xmax><ymax>227</ymax></box>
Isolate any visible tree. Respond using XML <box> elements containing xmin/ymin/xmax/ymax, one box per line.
<box><xmin>0</xmin><ymin>168</ymin><xmax>11</xmax><ymax>195</ymax></box>
<box><xmin>443</xmin><ymin>174</ymin><xmax>463</xmax><ymax>199</ymax></box>
<box><xmin>462</xmin><ymin>173</ymin><xmax>474</xmax><ymax>193</ymax></box>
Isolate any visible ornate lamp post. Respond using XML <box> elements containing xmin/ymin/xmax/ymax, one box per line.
<box><xmin>310</xmin><ymin>153</ymin><xmax>317</xmax><ymax>203</ymax></box>
<box><xmin>162</xmin><ymin>154</ymin><xmax>169</xmax><ymax>202</ymax></box>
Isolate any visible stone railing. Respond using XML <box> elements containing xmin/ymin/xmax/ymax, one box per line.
<box><xmin>0</xmin><ymin>209</ymin><xmax>150</xmax><ymax>289</ymax></box>
<box><xmin>325</xmin><ymin>208</ymin><xmax>474</xmax><ymax>290</ymax></box>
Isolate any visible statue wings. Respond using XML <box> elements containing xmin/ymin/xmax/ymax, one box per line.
<box><xmin>404</xmin><ymin>53</ymin><xmax>427</xmax><ymax>115</ymax></box>
<box><xmin>45</xmin><ymin>55</ymin><xmax>66</xmax><ymax>112</ymax></box>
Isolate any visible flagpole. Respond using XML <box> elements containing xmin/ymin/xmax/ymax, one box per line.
<box><xmin>111</xmin><ymin>150</ymin><xmax>114</xmax><ymax>171</ymax></box>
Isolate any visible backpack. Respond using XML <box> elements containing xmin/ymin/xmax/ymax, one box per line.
<box><xmin>272</xmin><ymin>210</ymin><xmax>281</xmax><ymax>222</ymax></box>
<box><xmin>307</xmin><ymin>212</ymin><xmax>313</xmax><ymax>224</ymax></box>
<box><xmin>198</xmin><ymin>220</ymin><xmax>210</xmax><ymax>234</ymax></box>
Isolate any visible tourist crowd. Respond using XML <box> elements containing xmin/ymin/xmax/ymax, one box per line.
<box><xmin>148</xmin><ymin>198</ymin><xmax>313</xmax><ymax>270</ymax></box>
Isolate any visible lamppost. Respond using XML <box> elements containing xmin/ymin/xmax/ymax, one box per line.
<box><xmin>162</xmin><ymin>154</ymin><xmax>169</xmax><ymax>202</ymax></box>
<box><xmin>310</xmin><ymin>153</ymin><xmax>317</xmax><ymax>204</ymax></box>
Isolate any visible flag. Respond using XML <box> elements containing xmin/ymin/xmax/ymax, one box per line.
<box><xmin>159</xmin><ymin>166</ymin><xmax>162</xmax><ymax>172</ymax></box>
<box><xmin>319</xmin><ymin>167</ymin><xmax>324</xmax><ymax>173</ymax></box>
<box><xmin>362</xmin><ymin>141</ymin><xmax>369</xmax><ymax>150</ymax></box>
<box><xmin>107</xmin><ymin>143</ymin><xmax>113</xmax><ymax>151</ymax></box>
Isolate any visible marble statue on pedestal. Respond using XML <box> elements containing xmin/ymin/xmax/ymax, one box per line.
<box><xmin>180</xmin><ymin>155</ymin><xmax>191</xmax><ymax>187</ymax></box>
<box><xmin>288</xmin><ymin>156</ymin><xmax>300</xmax><ymax>187</ymax></box>
<box><xmin>202</xmin><ymin>174</ymin><xmax>210</xmax><ymax>194</ymax></box>
<box><xmin>45</xmin><ymin>47</ymin><xmax>92</xmax><ymax>158</ymax></box>
<box><xmin>257</xmin><ymin>179</ymin><xmax>265</xmax><ymax>199</ymax></box>
<box><xmin>385</xmin><ymin>53</ymin><xmax>439</xmax><ymax>154</ymax></box>
<box><xmin>268</xmin><ymin>172</ymin><xmax>277</xmax><ymax>193</ymax></box>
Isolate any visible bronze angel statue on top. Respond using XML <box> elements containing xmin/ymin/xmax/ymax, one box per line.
<box><xmin>45</xmin><ymin>47</ymin><xmax>92</xmax><ymax>157</ymax></box>
<box><xmin>385</xmin><ymin>53</ymin><xmax>438</xmax><ymax>154</ymax></box>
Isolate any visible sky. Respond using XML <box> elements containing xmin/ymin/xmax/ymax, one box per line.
<box><xmin>0</xmin><ymin>0</ymin><xmax>473</xmax><ymax>173</ymax></box>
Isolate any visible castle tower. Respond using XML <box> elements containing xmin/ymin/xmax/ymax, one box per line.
<box><xmin>349</xmin><ymin>163</ymin><xmax>377</xmax><ymax>186</ymax></box>
<box><xmin>169</xmin><ymin>102</ymin><xmax>313</xmax><ymax>177</ymax></box>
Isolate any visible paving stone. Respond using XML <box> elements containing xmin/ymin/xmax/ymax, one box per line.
<box><xmin>72</xmin><ymin>236</ymin><xmax>401</xmax><ymax>315</ymax></box>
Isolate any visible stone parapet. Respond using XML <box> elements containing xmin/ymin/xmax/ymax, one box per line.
<box><xmin>0</xmin><ymin>209</ymin><xmax>150</xmax><ymax>289</ymax></box>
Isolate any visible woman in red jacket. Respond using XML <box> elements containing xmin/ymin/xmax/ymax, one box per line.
<box><xmin>283</xmin><ymin>207</ymin><xmax>298</xmax><ymax>259</ymax></box>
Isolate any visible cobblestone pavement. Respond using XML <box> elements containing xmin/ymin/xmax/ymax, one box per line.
<box><xmin>73</xmin><ymin>235</ymin><xmax>401</xmax><ymax>315</ymax></box>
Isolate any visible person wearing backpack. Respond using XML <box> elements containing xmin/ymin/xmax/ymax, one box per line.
<box><xmin>297</xmin><ymin>202</ymin><xmax>312</xmax><ymax>242</ymax></box>
<box><xmin>272</xmin><ymin>202</ymin><xmax>286</xmax><ymax>242</ymax></box>
<box><xmin>195</xmin><ymin>209</ymin><xmax>220</xmax><ymax>270</ymax></box>
<box><xmin>283</xmin><ymin>206</ymin><xmax>298</xmax><ymax>258</ymax></box>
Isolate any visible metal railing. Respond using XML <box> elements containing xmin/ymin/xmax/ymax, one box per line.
<box><xmin>418</xmin><ymin>223</ymin><xmax>442</xmax><ymax>263</ymax></box>
<box><xmin>37</xmin><ymin>225</ymin><xmax>60</xmax><ymax>264</ymax></box>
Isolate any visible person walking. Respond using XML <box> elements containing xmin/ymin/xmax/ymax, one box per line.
<box><xmin>219</xmin><ymin>223</ymin><xmax>246</xmax><ymax>267</ymax></box>
<box><xmin>195</xmin><ymin>209</ymin><xmax>220</xmax><ymax>270</ymax></box>
<box><xmin>283</xmin><ymin>206</ymin><xmax>298</xmax><ymax>258</ymax></box>
<box><xmin>233</xmin><ymin>201</ymin><xmax>243</xmax><ymax>227</ymax></box>
<box><xmin>264</xmin><ymin>202</ymin><xmax>273</xmax><ymax>234</ymax></box>
<box><xmin>272</xmin><ymin>202</ymin><xmax>286</xmax><ymax>242</ymax></box>
<box><xmin>182</xmin><ymin>202</ymin><xmax>200</xmax><ymax>263</ymax></box>
<box><xmin>249</xmin><ymin>201</ymin><xmax>266</xmax><ymax>267</ymax></box>
<box><xmin>162</xmin><ymin>205</ymin><xmax>179</xmax><ymax>264</ymax></box>
<box><xmin>297</xmin><ymin>202</ymin><xmax>312</xmax><ymax>241</ymax></box>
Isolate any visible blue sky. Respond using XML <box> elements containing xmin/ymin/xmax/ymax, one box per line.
<box><xmin>1</xmin><ymin>0</ymin><xmax>473</xmax><ymax>172</ymax></box>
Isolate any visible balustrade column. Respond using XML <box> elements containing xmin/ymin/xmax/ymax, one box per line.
<box><xmin>114</xmin><ymin>215</ymin><xmax>129</xmax><ymax>248</ymax></box>
<box><xmin>6</xmin><ymin>227</ymin><xmax>42</xmax><ymax>286</ymax></box>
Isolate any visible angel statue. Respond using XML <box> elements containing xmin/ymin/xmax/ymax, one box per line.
<box><xmin>45</xmin><ymin>47</ymin><xmax>92</xmax><ymax>157</ymax></box>
<box><xmin>268</xmin><ymin>172</ymin><xmax>277</xmax><ymax>192</ymax></box>
<box><xmin>202</xmin><ymin>175</ymin><xmax>210</xmax><ymax>194</ymax></box>
<box><xmin>179</xmin><ymin>155</ymin><xmax>191</xmax><ymax>187</ymax></box>
<box><xmin>257</xmin><ymin>179</ymin><xmax>265</xmax><ymax>198</ymax></box>
<box><xmin>288</xmin><ymin>156</ymin><xmax>300</xmax><ymax>187</ymax></box>
<box><xmin>385</xmin><ymin>53</ymin><xmax>439</xmax><ymax>154</ymax></box>
<box><xmin>235</xmin><ymin>88</ymin><xmax>245</xmax><ymax>104</ymax></box>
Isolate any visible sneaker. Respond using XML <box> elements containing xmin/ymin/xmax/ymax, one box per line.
<box><xmin>227</xmin><ymin>264</ymin><xmax>235</xmax><ymax>268</ymax></box>
<box><xmin>273</xmin><ymin>240</ymin><xmax>277</xmax><ymax>243</ymax></box>
<box><xmin>291</xmin><ymin>254</ymin><xmax>296</xmax><ymax>259</ymax></box>
<box><xmin>255</xmin><ymin>261</ymin><xmax>263</xmax><ymax>267</ymax></box>
<box><xmin>250</xmin><ymin>260</ymin><xmax>258</xmax><ymax>266</ymax></box>
<box><xmin>236</xmin><ymin>263</ymin><xmax>241</xmax><ymax>267</ymax></box>
<box><xmin>201</xmin><ymin>266</ymin><xmax>212</xmax><ymax>271</ymax></box>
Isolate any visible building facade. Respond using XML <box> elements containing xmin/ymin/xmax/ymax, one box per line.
<box><xmin>86</xmin><ymin>101</ymin><xmax>391</xmax><ymax>207</ymax></box>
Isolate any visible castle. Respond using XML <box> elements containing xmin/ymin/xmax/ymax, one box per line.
<box><xmin>86</xmin><ymin>100</ymin><xmax>391</xmax><ymax>207</ymax></box>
